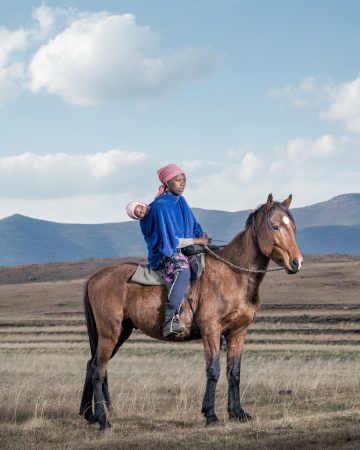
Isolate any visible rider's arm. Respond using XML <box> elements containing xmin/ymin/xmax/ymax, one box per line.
<box><xmin>177</xmin><ymin>238</ymin><xmax>194</xmax><ymax>248</ymax></box>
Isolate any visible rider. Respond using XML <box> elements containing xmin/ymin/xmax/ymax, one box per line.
<box><xmin>140</xmin><ymin>164</ymin><xmax>210</xmax><ymax>337</ymax></box>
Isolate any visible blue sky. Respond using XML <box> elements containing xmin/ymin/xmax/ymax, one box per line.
<box><xmin>1</xmin><ymin>0</ymin><xmax>360</xmax><ymax>223</ymax></box>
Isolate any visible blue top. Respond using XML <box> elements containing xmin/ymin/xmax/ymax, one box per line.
<box><xmin>140</xmin><ymin>194</ymin><xmax>203</xmax><ymax>269</ymax></box>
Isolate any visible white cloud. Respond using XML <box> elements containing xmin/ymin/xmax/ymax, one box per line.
<box><xmin>270</xmin><ymin>73</ymin><xmax>360</xmax><ymax>134</ymax></box>
<box><xmin>0</xmin><ymin>26</ymin><xmax>28</xmax><ymax>100</ymax></box>
<box><xmin>0</xmin><ymin>67</ymin><xmax>20</xmax><ymax>100</ymax></box>
<box><xmin>285</xmin><ymin>134</ymin><xmax>336</xmax><ymax>160</ymax></box>
<box><xmin>27</xmin><ymin>11</ymin><xmax>217</xmax><ymax>105</ymax></box>
<box><xmin>0</xmin><ymin>149</ymin><xmax>150</xmax><ymax>198</ymax></box>
<box><xmin>30</xmin><ymin>4</ymin><xmax>72</xmax><ymax>37</ymax></box>
<box><xmin>238</xmin><ymin>152</ymin><xmax>262</xmax><ymax>182</ymax></box>
<box><xmin>322</xmin><ymin>74</ymin><xmax>360</xmax><ymax>132</ymax></box>
<box><xmin>0</xmin><ymin>26</ymin><xmax>28</xmax><ymax>66</ymax></box>
<box><xmin>181</xmin><ymin>159</ymin><xmax>218</xmax><ymax>174</ymax></box>
<box><xmin>269</xmin><ymin>76</ymin><xmax>332</xmax><ymax>108</ymax></box>
<box><xmin>222</xmin><ymin>148</ymin><xmax>263</xmax><ymax>182</ymax></box>
<box><xmin>183</xmin><ymin>135</ymin><xmax>360</xmax><ymax>213</ymax></box>
<box><xmin>269</xmin><ymin>134</ymin><xmax>342</xmax><ymax>176</ymax></box>
<box><xmin>1</xmin><ymin>136</ymin><xmax>360</xmax><ymax>222</ymax></box>
<box><xmin>0</xmin><ymin>193</ymin><xmax>133</xmax><ymax>224</ymax></box>
<box><xmin>32</xmin><ymin>4</ymin><xmax>56</xmax><ymax>34</ymax></box>
<box><xmin>0</xmin><ymin>7</ymin><xmax>217</xmax><ymax>104</ymax></box>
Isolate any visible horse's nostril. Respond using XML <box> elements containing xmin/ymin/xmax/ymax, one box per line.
<box><xmin>292</xmin><ymin>259</ymin><xmax>300</xmax><ymax>270</ymax></box>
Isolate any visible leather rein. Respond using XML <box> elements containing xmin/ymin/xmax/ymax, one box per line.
<box><xmin>204</xmin><ymin>245</ymin><xmax>285</xmax><ymax>274</ymax></box>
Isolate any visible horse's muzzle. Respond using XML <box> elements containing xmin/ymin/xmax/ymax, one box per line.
<box><xmin>286</xmin><ymin>258</ymin><xmax>302</xmax><ymax>274</ymax></box>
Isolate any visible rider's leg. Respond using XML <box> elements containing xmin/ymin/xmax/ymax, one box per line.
<box><xmin>160</xmin><ymin>253</ymin><xmax>190</xmax><ymax>337</ymax></box>
<box><xmin>168</xmin><ymin>267</ymin><xmax>191</xmax><ymax>313</ymax></box>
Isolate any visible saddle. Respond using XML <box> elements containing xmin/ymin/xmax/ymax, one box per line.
<box><xmin>131</xmin><ymin>264</ymin><xmax>164</xmax><ymax>285</ymax></box>
<box><xmin>130</xmin><ymin>253</ymin><xmax>206</xmax><ymax>286</ymax></box>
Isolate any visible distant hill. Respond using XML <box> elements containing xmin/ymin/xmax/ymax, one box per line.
<box><xmin>0</xmin><ymin>214</ymin><xmax>142</xmax><ymax>266</ymax></box>
<box><xmin>193</xmin><ymin>193</ymin><xmax>360</xmax><ymax>241</ymax></box>
<box><xmin>0</xmin><ymin>193</ymin><xmax>359</xmax><ymax>265</ymax></box>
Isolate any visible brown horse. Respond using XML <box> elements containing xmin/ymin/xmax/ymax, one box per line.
<box><xmin>79</xmin><ymin>194</ymin><xmax>303</xmax><ymax>429</ymax></box>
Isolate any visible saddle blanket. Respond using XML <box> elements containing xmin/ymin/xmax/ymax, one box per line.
<box><xmin>130</xmin><ymin>253</ymin><xmax>205</xmax><ymax>286</ymax></box>
<box><xmin>131</xmin><ymin>264</ymin><xmax>165</xmax><ymax>285</ymax></box>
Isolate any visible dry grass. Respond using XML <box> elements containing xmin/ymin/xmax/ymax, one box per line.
<box><xmin>0</xmin><ymin>350</ymin><xmax>359</xmax><ymax>449</ymax></box>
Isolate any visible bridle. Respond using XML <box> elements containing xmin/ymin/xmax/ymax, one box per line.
<box><xmin>205</xmin><ymin>206</ymin><xmax>291</xmax><ymax>274</ymax></box>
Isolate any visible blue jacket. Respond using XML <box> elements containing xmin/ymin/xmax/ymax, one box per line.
<box><xmin>140</xmin><ymin>194</ymin><xmax>203</xmax><ymax>269</ymax></box>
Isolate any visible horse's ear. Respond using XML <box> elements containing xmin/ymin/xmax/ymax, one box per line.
<box><xmin>282</xmin><ymin>194</ymin><xmax>292</xmax><ymax>209</ymax></box>
<box><xmin>265</xmin><ymin>193</ymin><xmax>274</xmax><ymax>211</ymax></box>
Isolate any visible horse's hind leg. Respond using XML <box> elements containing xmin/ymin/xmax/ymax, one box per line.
<box><xmin>91</xmin><ymin>336</ymin><xmax>116</xmax><ymax>430</ymax></box>
<box><xmin>102</xmin><ymin>372</ymin><xmax>111</xmax><ymax>411</ymax></box>
<box><xmin>102</xmin><ymin>320</ymin><xmax>133</xmax><ymax>412</ymax></box>
<box><xmin>80</xmin><ymin>357</ymin><xmax>95</xmax><ymax>421</ymax></box>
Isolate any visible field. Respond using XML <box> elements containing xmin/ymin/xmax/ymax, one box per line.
<box><xmin>0</xmin><ymin>255</ymin><xmax>359</xmax><ymax>449</ymax></box>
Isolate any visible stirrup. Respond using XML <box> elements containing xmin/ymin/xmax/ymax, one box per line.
<box><xmin>163</xmin><ymin>313</ymin><xmax>184</xmax><ymax>337</ymax></box>
<box><xmin>172</xmin><ymin>314</ymin><xmax>184</xmax><ymax>335</ymax></box>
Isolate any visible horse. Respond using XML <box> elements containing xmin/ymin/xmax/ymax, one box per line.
<box><xmin>79</xmin><ymin>193</ymin><xmax>303</xmax><ymax>430</ymax></box>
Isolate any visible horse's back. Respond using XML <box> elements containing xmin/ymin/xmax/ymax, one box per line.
<box><xmin>89</xmin><ymin>263</ymin><xmax>138</xmax><ymax>284</ymax></box>
<box><xmin>86</xmin><ymin>262</ymin><xmax>169</xmax><ymax>340</ymax></box>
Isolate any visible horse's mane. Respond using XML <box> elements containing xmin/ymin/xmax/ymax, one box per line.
<box><xmin>245</xmin><ymin>202</ymin><xmax>296</xmax><ymax>232</ymax></box>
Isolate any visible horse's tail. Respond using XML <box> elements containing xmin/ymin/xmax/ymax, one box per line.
<box><xmin>84</xmin><ymin>280</ymin><xmax>98</xmax><ymax>358</ymax></box>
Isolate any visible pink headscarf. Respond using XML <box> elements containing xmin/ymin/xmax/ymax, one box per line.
<box><xmin>126</xmin><ymin>201</ymin><xmax>148</xmax><ymax>220</ymax></box>
<box><xmin>155</xmin><ymin>163</ymin><xmax>184</xmax><ymax>198</ymax></box>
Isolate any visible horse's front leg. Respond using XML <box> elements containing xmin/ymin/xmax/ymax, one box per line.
<box><xmin>226</xmin><ymin>330</ymin><xmax>252</xmax><ymax>421</ymax></box>
<box><xmin>201</xmin><ymin>327</ymin><xmax>221</xmax><ymax>426</ymax></box>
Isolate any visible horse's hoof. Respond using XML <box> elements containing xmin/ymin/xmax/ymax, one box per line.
<box><xmin>88</xmin><ymin>414</ymin><xmax>99</xmax><ymax>425</ymax></box>
<box><xmin>80</xmin><ymin>407</ymin><xmax>93</xmax><ymax>422</ymax></box>
<box><xmin>205</xmin><ymin>415</ymin><xmax>220</xmax><ymax>427</ymax></box>
<box><xmin>99</xmin><ymin>420</ymin><xmax>112</xmax><ymax>431</ymax></box>
<box><xmin>229</xmin><ymin>410</ymin><xmax>252</xmax><ymax>422</ymax></box>
<box><xmin>84</xmin><ymin>412</ymin><xmax>93</xmax><ymax>422</ymax></box>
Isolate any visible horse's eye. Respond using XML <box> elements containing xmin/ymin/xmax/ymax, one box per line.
<box><xmin>271</xmin><ymin>225</ymin><xmax>279</xmax><ymax>231</ymax></box>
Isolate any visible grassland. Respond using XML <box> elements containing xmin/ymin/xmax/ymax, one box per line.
<box><xmin>0</xmin><ymin>255</ymin><xmax>359</xmax><ymax>449</ymax></box>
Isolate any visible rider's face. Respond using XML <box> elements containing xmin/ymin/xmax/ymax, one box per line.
<box><xmin>166</xmin><ymin>173</ymin><xmax>186</xmax><ymax>195</ymax></box>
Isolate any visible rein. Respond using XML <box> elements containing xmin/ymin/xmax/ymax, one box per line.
<box><xmin>205</xmin><ymin>245</ymin><xmax>285</xmax><ymax>274</ymax></box>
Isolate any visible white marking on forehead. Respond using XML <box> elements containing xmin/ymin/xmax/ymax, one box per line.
<box><xmin>282</xmin><ymin>215</ymin><xmax>290</xmax><ymax>226</ymax></box>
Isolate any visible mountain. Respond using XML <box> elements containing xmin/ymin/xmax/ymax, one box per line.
<box><xmin>0</xmin><ymin>193</ymin><xmax>360</xmax><ymax>265</ymax></box>
<box><xmin>296</xmin><ymin>225</ymin><xmax>360</xmax><ymax>254</ymax></box>
<box><xmin>193</xmin><ymin>193</ymin><xmax>360</xmax><ymax>241</ymax></box>
<box><xmin>291</xmin><ymin>193</ymin><xmax>360</xmax><ymax>228</ymax></box>
<box><xmin>0</xmin><ymin>214</ymin><xmax>143</xmax><ymax>266</ymax></box>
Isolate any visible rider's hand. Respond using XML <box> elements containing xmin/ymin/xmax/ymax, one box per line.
<box><xmin>193</xmin><ymin>237</ymin><xmax>211</xmax><ymax>246</ymax></box>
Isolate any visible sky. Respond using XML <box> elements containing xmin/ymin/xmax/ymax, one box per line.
<box><xmin>1</xmin><ymin>0</ymin><xmax>360</xmax><ymax>223</ymax></box>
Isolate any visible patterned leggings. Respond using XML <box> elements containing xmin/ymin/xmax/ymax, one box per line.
<box><xmin>159</xmin><ymin>253</ymin><xmax>190</xmax><ymax>313</ymax></box>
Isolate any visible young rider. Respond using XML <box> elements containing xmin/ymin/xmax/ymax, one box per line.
<box><xmin>139</xmin><ymin>164</ymin><xmax>210</xmax><ymax>337</ymax></box>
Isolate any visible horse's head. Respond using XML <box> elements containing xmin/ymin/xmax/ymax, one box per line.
<box><xmin>251</xmin><ymin>194</ymin><xmax>303</xmax><ymax>274</ymax></box>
